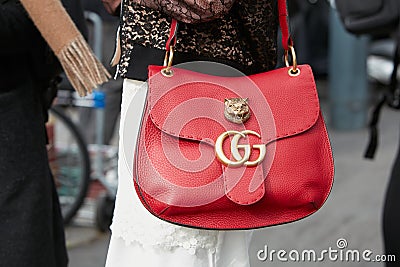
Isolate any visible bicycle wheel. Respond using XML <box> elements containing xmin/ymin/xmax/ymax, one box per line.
<box><xmin>47</xmin><ymin>106</ymin><xmax>91</xmax><ymax>225</ymax></box>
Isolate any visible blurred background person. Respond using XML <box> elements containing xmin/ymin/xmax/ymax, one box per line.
<box><xmin>335</xmin><ymin>0</ymin><xmax>400</xmax><ymax>264</ymax></box>
<box><xmin>381</xmin><ymin>31</ymin><xmax>400</xmax><ymax>267</ymax></box>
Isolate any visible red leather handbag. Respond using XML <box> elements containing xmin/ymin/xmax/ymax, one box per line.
<box><xmin>133</xmin><ymin>0</ymin><xmax>334</xmax><ymax>230</ymax></box>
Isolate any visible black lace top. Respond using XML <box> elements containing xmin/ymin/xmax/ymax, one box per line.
<box><xmin>118</xmin><ymin>0</ymin><xmax>278</xmax><ymax>80</ymax></box>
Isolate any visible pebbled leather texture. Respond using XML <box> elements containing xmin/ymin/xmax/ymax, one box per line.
<box><xmin>133</xmin><ymin>65</ymin><xmax>334</xmax><ymax>230</ymax></box>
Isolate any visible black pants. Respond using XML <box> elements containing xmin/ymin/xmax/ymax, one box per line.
<box><xmin>0</xmin><ymin>74</ymin><xmax>68</xmax><ymax>267</ymax></box>
<box><xmin>383</xmin><ymin>138</ymin><xmax>400</xmax><ymax>266</ymax></box>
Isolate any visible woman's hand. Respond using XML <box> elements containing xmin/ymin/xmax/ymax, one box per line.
<box><xmin>101</xmin><ymin>0</ymin><xmax>121</xmax><ymax>16</ymax></box>
<box><xmin>135</xmin><ymin>0</ymin><xmax>235</xmax><ymax>23</ymax></box>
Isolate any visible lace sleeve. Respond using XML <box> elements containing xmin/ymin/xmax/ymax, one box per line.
<box><xmin>133</xmin><ymin>0</ymin><xmax>235</xmax><ymax>23</ymax></box>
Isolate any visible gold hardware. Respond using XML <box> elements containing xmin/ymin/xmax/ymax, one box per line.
<box><xmin>161</xmin><ymin>45</ymin><xmax>174</xmax><ymax>77</ymax></box>
<box><xmin>224</xmin><ymin>98</ymin><xmax>251</xmax><ymax>124</ymax></box>
<box><xmin>284</xmin><ymin>45</ymin><xmax>300</xmax><ymax>76</ymax></box>
<box><xmin>215</xmin><ymin>130</ymin><xmax>266</xmax><ymax>167</ymax></box>
<box><xmin>161</xmin><ymin>68</ymin><xmax>174</xmax><ymax>77</ymax></box>
<box><xmin>288</xmin><ymin>67</ymin><xmax>300</xmax><ymax>77</ymax></box>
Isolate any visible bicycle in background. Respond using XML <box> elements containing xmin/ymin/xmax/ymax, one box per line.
<box><xmin>46</xmin><ymin>11</ymin><xmax>119</xmax><ymax>231</ymax></box>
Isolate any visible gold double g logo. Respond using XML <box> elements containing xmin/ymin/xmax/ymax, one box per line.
<box><xmin>215</xmin><ymin>130</ymin><xmax>266</xmax><ymax>167</ymax></box>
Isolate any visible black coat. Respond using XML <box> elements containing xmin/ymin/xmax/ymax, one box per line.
<box><xmin>0</xmin><ymin>1</ymin><xmax>68</xmax><ymax>266</ymax></box>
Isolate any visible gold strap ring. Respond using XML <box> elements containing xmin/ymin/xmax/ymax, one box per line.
<box><xmin>162</xmin><ymin>46</ymin><xmax>175</xmax><ymax>77</ymax></box>
<box><xmin>284</xmin><ymin>45</ymin><xmax>300</xmax><ymax>77</ymax></box>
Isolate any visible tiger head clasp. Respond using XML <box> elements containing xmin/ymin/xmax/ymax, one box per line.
<box><xmin>224</xmin><ymin>98</ymin><xmax>251</xmax><ymax>124</ymax></box>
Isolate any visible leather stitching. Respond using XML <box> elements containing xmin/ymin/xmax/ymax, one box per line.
<box><xmin>148</xmin><ymin>65</ymin><xmax>320</xmax><ymax>146</ymax></box>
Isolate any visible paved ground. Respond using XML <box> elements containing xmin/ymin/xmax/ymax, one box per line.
<box><xmin>65</xmin><ymin>200</ymin><xmax>110</xmax><ymax>267</ymax></box>
<box><xmin>250</xmin><ymin>106</ymin><xmax>400</xmax><ymax>267</ymax></box>
<box><xmin>65</xmin><ymin>91</ymin><xmax>400</xmax><ymax>266</ymax></box>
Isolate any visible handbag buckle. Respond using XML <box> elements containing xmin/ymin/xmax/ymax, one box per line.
<box><xmin>215</xmin><ymin>130</ymin><xmax>266</xmax><ymax>167</ymax></box>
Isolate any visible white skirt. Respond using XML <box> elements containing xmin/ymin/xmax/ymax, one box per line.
<box><xmin>105</xmin><ymin>79</ymin><xmax>253</xmax><ymax>267</ymax></box>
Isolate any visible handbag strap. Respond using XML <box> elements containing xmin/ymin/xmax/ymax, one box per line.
<box><xmin>278</xmin><ymin>0</ymin><xmax>291</xmax><ymax>51</ymax></box>
<box><xmin>165</xmin><ymin>18</ymin><xmax>179</xmax><ymax>52</ymax></box>
<box><xmin>165</xmin><ymin>0</ymin><xmax>292</xmax><ymax>51</ymax></box>
<box><xmin>365</xmin><ymin>27</ymin><xmax>400</xmax><ymax>159</ymax></box>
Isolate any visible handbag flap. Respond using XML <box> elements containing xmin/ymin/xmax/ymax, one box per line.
<box><xmin>147</xmin><ymin>64</ymin><xmax>320</xmax><ymax>145</ymax></box>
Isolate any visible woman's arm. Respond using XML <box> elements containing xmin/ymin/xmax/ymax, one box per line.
<box><xmin>134</xmin><ymin>0</ymin><xmax>236</xmax><ymax>23</ymax></box>
<box><xmin>102</xmin><ymin>0</ymin><xmax>234</xmax><ymax>23</ymax></box>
